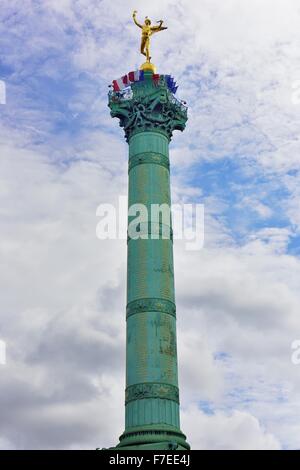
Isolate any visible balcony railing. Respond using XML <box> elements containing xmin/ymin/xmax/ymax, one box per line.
<box><xmin>108</xmin><ymin>81</ymin><xmax>188</xmax><ymax>114</ymax></box>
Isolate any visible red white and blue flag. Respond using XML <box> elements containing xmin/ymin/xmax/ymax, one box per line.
<box><xmin>152</xmin><ymin>73</ymin><xmax>160</xmax><ymax>86</ymax></box>
<box><xmin>112</xmin><ymin>75</ymin><xmax>128</xmax><ymax>92</ymax></box>
<box><xmin>165</xmin><ymin>75</ymin><xmax>178</xmax><ymax>94</ymax></box>
<box><xmin>128</xmin><ymin>70</ymin><xmax>144</xmax><ymax>83</ymax></box>
<box><xmin>112</xmin><ymin>71</ymin><xmax>178</xmax><ymax>94</ymax></box>
<box><xmin>112</xmin><ymin>70</ymin><xmax>144</xmax><ymax>91</ymax></box>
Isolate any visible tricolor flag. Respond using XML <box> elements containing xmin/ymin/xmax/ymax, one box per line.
<box><xmin>112</xmin><ymin>75</ymin><xmax>128</xmax><ymax>92</ymax></box>
<box><xmin>128</xmin><ymin>70</ymin><xmax>144</xmax><ymax>83</ymax></box>
<box><xmin>152</xmin><ymin>73</ymin><xmax>160</xmax><ymax>86</ymax></box>
<box><xmin>112</xmin><ymin>70</ymin><xmax>144</xmax><ymax>91</ymax></box>
<box><xmin>165</xmin><ymin>75</ymin><xmax>178</xmax><ymax>94</ymax></box>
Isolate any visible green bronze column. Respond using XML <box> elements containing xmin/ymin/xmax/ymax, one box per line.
<box><xmin>108</xmin><ymin>71</ymin><xmax>189</xmax><ymax>450</ymax></box>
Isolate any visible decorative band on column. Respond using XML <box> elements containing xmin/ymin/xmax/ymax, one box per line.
<box><xmin>125</xmin><ymin>382</ymin><xmax>179</xmax><ymax>404</ymax></box>
<box><xmin>126</xmin><ymin>298</ymin><xmax>176</xmax><ymax>319</ymax></box>
<box><xmin>129</xmin><ymin>152</ymin><xmax>170</xmax><ymax>172</ymax></box>
<box><xmin>127</xmin><ymin>222</ymin><xmax>173</xmax><ymax>243</ymax></box>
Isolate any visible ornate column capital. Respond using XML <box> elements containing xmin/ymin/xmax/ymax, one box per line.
<box><xmin>108</xmin><ymin>73</ymin><xmax>188</xmax><ymax>142</ymax></box>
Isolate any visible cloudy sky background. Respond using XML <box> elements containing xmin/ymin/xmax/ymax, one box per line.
<box><xmin>0</xmin><ymin>0</ymin><xmax>300</xmax><ymax>449</ymax></box>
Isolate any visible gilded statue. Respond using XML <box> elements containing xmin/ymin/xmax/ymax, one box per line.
<box><xmin>132</xmin><ymin>10</ymin><xmax>167</xmax><ymax>64</ymax></box>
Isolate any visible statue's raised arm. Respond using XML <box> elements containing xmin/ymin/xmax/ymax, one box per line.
<box><xmin>151</xmin><ymin>20</ymin><xmax>168</xmax><ymax>33</ymax></box>
<box><xmin>132</xmin><ymin>10</ymin><xmax>142</xmax><ymax>28</ymax></box>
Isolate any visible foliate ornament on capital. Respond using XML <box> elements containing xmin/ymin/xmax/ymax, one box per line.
<box><xmin>108</xmin><ymin>77</ymin><xmax>188</xmax><ymax>142</ymax></box>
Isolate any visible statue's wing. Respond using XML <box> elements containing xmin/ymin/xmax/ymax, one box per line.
<box><xmin>151</xmin><ymin>25</ymin><xmax>162</xmax><ymax>32</ymax></box>
<box><xmin>151</xmin><ymin>25</ymin><xmax>167</xmax><ymax>33</ymax></box>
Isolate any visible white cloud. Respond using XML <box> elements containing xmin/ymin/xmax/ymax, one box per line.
<box><xmin>182</xmin><ymin>406</ymin><xmax>281</xmax><ymax>450</ymax></box>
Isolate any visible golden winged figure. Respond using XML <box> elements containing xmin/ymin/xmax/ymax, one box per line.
<box><xmin>132</xmin><ymin>10</ymin><xmax>167</xmax><ymax>64</ymax></box>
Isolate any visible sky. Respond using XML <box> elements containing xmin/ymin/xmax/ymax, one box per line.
<box><xmin>0</xmin><ymin>0</ymin><xmax>300</xmax><ymax>450</ymax></box>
